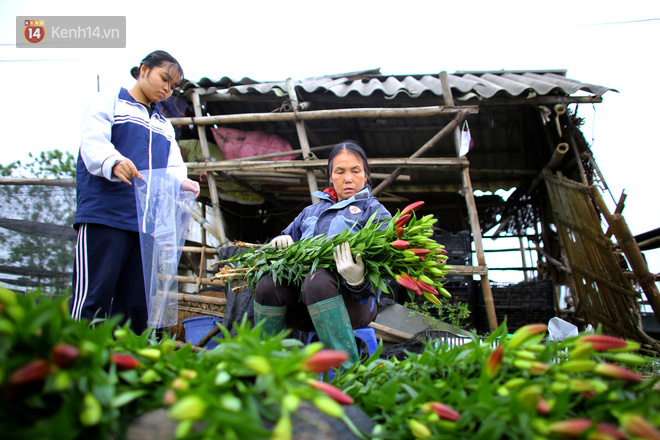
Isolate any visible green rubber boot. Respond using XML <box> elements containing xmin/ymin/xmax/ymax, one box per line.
<box><xmin>253</xmin><ymin>301</ymin><xmax>287</xmax><ymax>337</ymax></box>
<box><xmin>307</xmin><ymin>296</ymin><xmax>360</xmax><ymax>366</ymax></box>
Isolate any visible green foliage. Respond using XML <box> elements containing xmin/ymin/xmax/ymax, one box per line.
<box><xmin>0</xmin><ymin>288</ymin><xmax>357</xmax><ymax>439</ymax></box>
<box><xmin>335</xmin><ymin>323</ymin><xmax>660</xmax><ymax>439</ymax></box>
<box><xmin>0</xmin><ymin>150</ymin><xmax>76</xmax><ymax>179</ymax></box>
<box><xmin>404</xmin><ymin>301</ymin><xmax>472</xmax><ymax>330</ymax></box>
<box><xmin>0</xmin><ymin>149</ymin><xmax>76</xmax><ymax>296</ymax></box>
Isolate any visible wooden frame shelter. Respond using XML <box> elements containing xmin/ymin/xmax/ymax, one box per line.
<box><xmin>166</xmin><ymin>68</ymin><xmax>659</xmax><ymax>351</ymax></box>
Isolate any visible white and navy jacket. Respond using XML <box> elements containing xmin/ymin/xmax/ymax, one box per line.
<box><xmin>74</xmin><ymin>88</ymin><xmax>187</xmax><ymax>232</ymax></box>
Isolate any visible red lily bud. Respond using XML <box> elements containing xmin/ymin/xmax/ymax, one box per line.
<box><xmin>485</xmin><ymin>346</ymin><xmax>504</xmax><ymax>379</ymax></box>
<box><xmin>536</xmin><ymin>398</ymin><xmax>551</xmax><ymax>415</ymax></box>
<box><xmin>593</xmin><ymin>363</ymin><xmax>643</xmax><ymax>383</ymax></box>
<box><xmin>303</xmin><ymin>350</ymin><xmax>349</xmax><ymax>373</ymax></box>
<box><xmin>111</xmin><ymin>353</ymin><xmax>140</xmax><ymax>371</ymax></box>
<box><xmin>548</xmin><ymin>419</ymin><xmax>593</xmax><ymax>437</ymax></box>
<box><xmin>410</xmin><ymin>248</ymin><xmax>430</xmax><ymax>257</ymax></box>
<box><xmin>162</xmin><ymin>388</ymin><xmax>177</xmax><ymax>406</ymax></box>
<box><xmin>579</xmin><ymin>334</ymin><xmax>628</xmax><ymax>351</ymax></box>
<box><xmin>621</xmin><ymin>414</ymin><xmax>660</xmax><ymax>440</ymax></box>
<box><xmin>416</xmin><ymin>280</ymin><xmax>439</xmax><ymax>296</ymax></box>
<box><xmin>596</xmin><ymin>423</ymin><xmax>628</xmax><ymax>440</ymax></box>
<box><xmin>8</xmin><ymin>359</ymin><xmax>52</xmax><ymax>385</ymax></box>
<box><xmin>51</xmin><ymin>343</ymin><xmax>81</xmax><ymax>368</ymax></box>
<box><xmin>307</xmin><ymin>379</ymin><xmax>354</xmax><ymax>406</ymax></box>
<box><xmin>424</xmin><ymin>402</ymin><xmax>460</xmax><ymax>422</ymax></box>
<box><xmin>395</xmin><ymin>273</ymin><xmax>422</xmax><ymax>296</ymax></box>
<box><xmin>394</xmin><ymin>214</ymin><xmax>412</xmax><ymax>228</ymax></box>
<box><xmin>529</xmin><ymin>361</ymin><xmax>550</xmax><ymax>375</ymax></box>
<box><xmin>396</xmin><ymin>226</ymin><xmax>404</xmax><ymax>237</ymax></box>
<box><xmin>401</xmin><ymin>201</ymin><xmax>425</xmax><ymax>217</ymax></box>
<box><xmin>390</xmin><ymin>239</ymin><xmax>410</xmax><ymax>250</ymax></box>
<box><xmin>507</xmin><ymin>324</ymin><xmax>547</xmax><ymax>350</ymax></box>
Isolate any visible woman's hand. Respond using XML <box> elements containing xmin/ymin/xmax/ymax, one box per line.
<box><xmin>270</xmin><ymin>235</ymin><xmax>293</xmax><ymax>250</ymax></box>
<box><xmin>112</xmin><ymin>159</ymin><xmax>143</xmax><ymax>185</ymax></box>
<box><xmin>181</xmin><ymin>179</ymin><xmax>200</xmax><ymax>198</ymax></box>
<box><xmin>333</xmin><ymin>242</ymin><xmax>365</xmax><ymax>286</ymax></box>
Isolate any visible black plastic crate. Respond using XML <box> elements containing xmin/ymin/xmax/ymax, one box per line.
<box><xmin>434</xmin><ymin>230</ymin><xmax>472</xmax><ymax>283</ymax></box>
<box><xmin>472</xmin><ymin>280</ymin><xmax>555</xmax><ymax>334</ymax></box>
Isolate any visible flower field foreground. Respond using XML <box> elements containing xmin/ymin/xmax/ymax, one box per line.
<box><xmin>336</xmin><ymin>323</ymin><xmax>660</xmax><ymax>439</ymax></box>
<box><xmin>1</xmin><ymin>288</ymin><xmax>659</xmax><ymax>439</ymax></box>
<box><xmin>214</xmin><ymin>201</ymin><xmax>453</xmax><ymax>306</ymax></box>
<box><xmin>0</xmin><ymin>288</ymin><xmax>357</xmax><ymax>440</ymax></box>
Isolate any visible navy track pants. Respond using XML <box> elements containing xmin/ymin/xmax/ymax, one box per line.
<box><xmin>70</xmin><ymin>223</ymin><xmax>148</xmax><ymax>334</ymax></box>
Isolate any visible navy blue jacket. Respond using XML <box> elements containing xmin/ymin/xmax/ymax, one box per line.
<box><xmin>282</xmin><ymin>186</ymin><xmax>391</xmax><ymax>240</ymax></box>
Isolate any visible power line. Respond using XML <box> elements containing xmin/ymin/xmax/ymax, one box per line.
<box><xmin>569</xmin><ymin>18</ymin><xmax>660</xmax><ymax>28</ymax></box>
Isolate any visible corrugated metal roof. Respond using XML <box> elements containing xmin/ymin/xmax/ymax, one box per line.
<box><xmin>191</xmin><ymin>69</ymin><xmax>616</xmax><ymax>101</ymax></box>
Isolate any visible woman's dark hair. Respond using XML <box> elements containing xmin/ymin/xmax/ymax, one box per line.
<box><xmin>327</xmin><ymin>141</ymin><xmax>372</xmax><ymax>186</ymax></box>
<box><xmin>130</xmin><ymin>50</ymin><xmax>184</xmax><ymax>87</ymax></box>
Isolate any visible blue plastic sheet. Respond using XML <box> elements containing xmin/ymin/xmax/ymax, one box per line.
<box><xmin>135</xmin><ymin>169</ymin><xmax>195</xmax><ymax>328</ymax></box>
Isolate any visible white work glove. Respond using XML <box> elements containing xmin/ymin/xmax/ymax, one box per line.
<box><xmin>270</xmin><ymin>235</ymin><xmax>293</xmax><ymax>250</ymax></box>
<box><xmin>333</xmin><ymin>242</ymin><xmax>365</xmax><ymax>286</ymax></box>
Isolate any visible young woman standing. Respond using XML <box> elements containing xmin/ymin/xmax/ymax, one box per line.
<box><xmin>70</xmin><ymin>50</ymin><xmax>199</xmax><ymax>334</ymax></box>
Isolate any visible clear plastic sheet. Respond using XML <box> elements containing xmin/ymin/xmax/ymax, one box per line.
<box><xmin>547</xmin><ymin>317</ymin><xmax>579</xmax><ymax>341</ymax></box>
<box><xmin>135</xmin><ymin>169</ymin><xmax>195</xmax><ymax>328</ymax></box>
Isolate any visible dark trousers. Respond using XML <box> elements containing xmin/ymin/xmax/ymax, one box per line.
<box><xmin>70</xmin><ymin>223</ymin><xmax>148</xmax><ymax>334</ymax></box>
<box><xmin>254</xmin><ymin>268</ymin><xmax>378</xmax><ymax>332</ymax></box>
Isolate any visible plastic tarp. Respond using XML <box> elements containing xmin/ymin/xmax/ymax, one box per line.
<box><xmin>135</xmin><ymin>169</ymin><xmax>195</xmax><ymax>328</ymax></box>
<box><xmin>211</xmin><ymin>127</ymin><xmax>299</xmax><ymax>161</ymax></box>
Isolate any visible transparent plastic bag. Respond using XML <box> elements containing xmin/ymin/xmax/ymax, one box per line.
<box><xmin>135</xmin><ymin>169</ymin><xmax>195</xmax><ymax>328</ymax></box>
<box><xmin>547</xmin><ymin>317</ymin><xmax>579</xmax><ymax>341</ymax></box>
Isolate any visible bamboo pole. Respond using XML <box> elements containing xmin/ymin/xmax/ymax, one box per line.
<box><xmin>604</xmin><ymin>192</ymin><xmax>627</xmax><ymax>239</ymax></box>
<box><xmin>589</xmin><ymin>186</ymin><xmax>660</xmax><ymax>323</ymax></box>
<box><xmin>446</xmin><ymin>265</ymin><xmax>488</xmax><ymax>276</ymax></box>
<box><xmin>286</xmin><ymin>78</ymin><xmax>319</xmax><ymax>203</ymax></box>
<box><xmin>181</xmin><ymin>246</ymin><xmax>218</xmax><ymax>254</ymax></box>
<box><xmin>177</xmin><ymin>293</ymin><xmax>226</xmax><ymax>306</ymax></box>
<box><xmin>0</xmin><ymin>178</ymin><xmax>76</xmax><ymax>187</ymax></box>
<box><xmin>462</xmin><ymin>167</ymin><xmax>498</xmax><ymax>332</ymax></box>
<box><xmin>186</xmin><ymin>157</ymin><xmax>468</xmax><ymax>173</ymax></box>
<box><xmin>161</xmin><ymin>275</ymin><xmax>225</xmax><ymax>287</ymax></box>
<box><xmin>611</xmin><ymin>214</ymin><xmax>660</xmax><ymax>322</ymax></box>
<box><xmin>169</xmin><ymin>105</ymin><xmax>479</xmax><ymax>126</ymax></box>
<box><xmin>191</xmin><ymin>90</ymin><xmax>229</xmax><ymax>246</ymax></box>
<box><xmin>191</xmin><ymin>205</ymin><xmax>219</xmax><ymax>239</ymax></box>
<box><xmin>526</xmin><ymin>143</ymin><xmax>569</xmax><ymax>196</ymax></box>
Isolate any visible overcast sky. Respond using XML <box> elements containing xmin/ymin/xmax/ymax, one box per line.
<box><xmin>1</xmin><ymin>0</ymin><xmax>659</xmax><ymax>278</ymax></box>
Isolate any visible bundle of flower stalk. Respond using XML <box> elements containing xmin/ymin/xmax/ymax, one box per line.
<box><xmin>214</xmin><ymin>201</ymin><xmax>453</xmax><ymax>305</ymax></box>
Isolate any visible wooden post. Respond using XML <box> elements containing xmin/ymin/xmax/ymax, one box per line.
<box><xmin>191</xmin><ymin>90</ymin><xmax>229</xmax><ymax>246</ymax></box>
<box><xmin>462</xmin><ymin>167</ymin><xmax>498</xmax><ymax>332</ymax></box>
<box><xmin>286</xmin><ymin>78</ymin><xmax>320</xmax><ymax>203</ymax></box>
<box><xmin>440</xmin><ymin>71</ymin><xmax>498</xmax><ymax>332</ymax></box>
